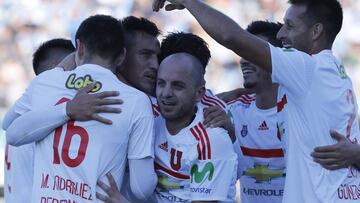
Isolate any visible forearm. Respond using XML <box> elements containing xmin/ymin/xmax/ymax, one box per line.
<box><xmin>129</xmin><ymin>157</ymin><xmax>157</xmax><ymax>200</ymax></box>
<box><xmin>6</xmin><ymin>104</ymin><xmax>69</xmax><ymax>146</ymax></box>
<box><xmin>182</xmin><ymin>0</ymin><xmax>271</xmax><ymax>71</ymax></box>
<box><xmin>2</xmin><ymin>106</ymin><xmax>20</xmax><ymax>130</ymax></box>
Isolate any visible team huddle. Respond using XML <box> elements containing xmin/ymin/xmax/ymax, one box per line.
<box><xmin>2</xmin><ymin>0</ymin><xmax>360</xmax><ymax>203</ymax></box>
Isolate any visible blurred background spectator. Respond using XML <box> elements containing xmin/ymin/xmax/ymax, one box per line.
<box><xmin>0</xmin><ymin>0</ymin><xmax>359</xmax><ymax>200</ymax></box>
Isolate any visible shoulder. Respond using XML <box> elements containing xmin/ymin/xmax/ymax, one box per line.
<box><xmin>200</xmin><ymin>89</ymin><xmax>227</xmax><ymax>110</ymax></box>
<box><xmin>190</xmin><ymin>122</ymin><xmax>235</xmax><ymax>160</ymax></box>
<box><xmin>228</xmin><ymin>93</ymin><xmax>256</xmax><ymax>108</ymax></box>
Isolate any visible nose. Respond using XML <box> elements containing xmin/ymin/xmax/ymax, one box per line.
<box><xmin>276</xmin><ymin>25</ymin><xmax>286</xmax><ymax>41</ymax></box>
<box><xmin>149</xmin><ymin>54</ymin><xmax>159</xmax><ymax>70</ymax></box>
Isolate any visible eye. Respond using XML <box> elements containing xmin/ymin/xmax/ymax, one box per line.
<box><xmin>157</xmin><ymin>80</ymin><xmax>165</xmax><ymax>87</ymax></box>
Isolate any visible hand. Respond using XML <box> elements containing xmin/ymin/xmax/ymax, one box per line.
<box><xmin>216</xmin><ymin>88</ymin><xmax>254</xmax><ymax>103</ymax></box>
<box><xmin>66</xmin><ymin>82</ymin><xmax>123</xmax><ymax>125</ymax></box>
<box><xmin>57</xmin><ymin>52</ymin><xmax>76</xmax><ymax>71</ymax></box>
<box><xmin>153</xmin><ymin>0</ymin><xmax>186</xmax><ymax>12</ymax></box>
<box><xmin>311</xmin><ymin>131</ymin><xmax>360</xmax><ymax>170</ymax></box>
<box><xmin>203</xmin><ymin>106</ymin><xmax>235</xmax><ymax>142</ymax></box>
<box><xmin>96</xmin><ymin>173</ymin><xmax>129</xmax><ymax>203</ymax></box>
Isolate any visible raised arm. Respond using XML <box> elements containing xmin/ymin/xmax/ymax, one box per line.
<box><xmin>153</xmin><ymin>0</ymin><xmax>272</xmax><ymax>72</ymax></box>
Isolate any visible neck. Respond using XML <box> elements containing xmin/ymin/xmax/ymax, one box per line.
<box><xmin>166</xmin><ymin>108</ymin><xmax>197</xmax><ymax>135</ymax></box>
<box><xmin>254</xmin><ymin>82</ymin><xmax>278</xmax><ymax>110</ymax></box>
<box><xmin>80</xmin><ymin>55</ymin><xmax>116</xmax><ymax>73</ymax></box>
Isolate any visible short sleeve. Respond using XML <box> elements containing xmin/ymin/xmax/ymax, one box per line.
<box><xmin>127</xmin><ymin>95</ymin><xmax>155</xmax><ymax>159</ymax></box>
<box><xmin>270</xmin><ymin>44</ymin><xmax>316</xmax><ymax>101</ymax></box>
<box><xmin>189</xmin><ymin>128</ymin><xmax>237</xmax><ymax>201</ymax></box>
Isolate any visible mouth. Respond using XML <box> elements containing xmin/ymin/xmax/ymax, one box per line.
<box><xmin>242</xmin><ymin>68</ymin><xmax>255</xmax><ymax>76</ymax></box>
<box><xmin>161</xmin><ymin>100</ymin><xmax>176</xmax><ymax>107</ymax></box>
<box><xmin>282</xmin><ymin>43</ymin><xmax>292</xmax><ymax>49</ymax></box>
<box><xmin>144</xmin><ymin>72</ymin><xmax>157</xmax><ymax>82</ymax></box>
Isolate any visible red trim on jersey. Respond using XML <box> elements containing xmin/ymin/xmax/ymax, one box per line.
<box><xmin>152</xmin><ymin>104</ymin><xmax>160</xmax><ymax>117</ymax></box>
<box><xmin>199</xmin><ymin>123</ymin><xmax>211</xmax><ymax>159</ymax></box>
<box><xmin>190</xmin><ymin>128</ymin><xmax>202</xmax><ymax>160</ymax></box>
<box><xmin>240</xmin><ymin>146</ymin><xmax>284</xmax><ymax>158</ymax></box>
<box><xmin>201</xmin><ymin>96</ymin><xmax>220</xmax><ymax>108</ymax></box>
<box><xmin>277</xmin><ymin>95</ymin><xmax>287</xmax><ymax>113</ymax></box>
<box><xmin>194</xmin><ymin>125</ymin><xmax>207</xmax><ymax>160</ymax></box>
<box><xmin>227</xmin><ymin>94</ymin><xmax>255</xmax><ymax>105</ymax></box>
<box><xmin>203</xmin><ymin>94</ymin><xmax>226</xmax><ymax>109</ymax></box>
<box><xmin>155</xmin><ymin>162</ymin><xmax>189</xmax><ymax>180</ymax></box>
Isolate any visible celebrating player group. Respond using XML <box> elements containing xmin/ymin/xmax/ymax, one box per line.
<box><xmin>2</xmin><ymin>0</ymin><xmax>360</xmax><ymax>203</ymax></box>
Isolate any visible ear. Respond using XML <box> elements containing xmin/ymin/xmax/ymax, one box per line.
<box><xmin>114</xmin><ymin>48</ymin><xmax>127</xmax><ymax>68</ymax></box>
<box><xmin>195</xmin><ymin>86</ymin><xmax>206</xmax><ymax>103</ymax></box>
<box><xmin>312</xmin><ymin>23</ymin><xmax>324</xmax><ymax>41</ymax></box>
<box><xmin>75</xmin><ymin>39</ymin><xmax>85</xmax><ymax>64</ymax></box>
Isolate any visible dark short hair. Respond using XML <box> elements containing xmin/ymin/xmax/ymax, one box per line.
<box><xmin>75</xmin><ymin>14</ymin><xmax>124</xmax><ymax>61</ymax></box>
<box><xmin>159</xmin><ymin>32</ymin><xmax>211</xmax><ymax>69</ymax></box>
<box><xmin>32</xmin><ymin>38</ymin><xmax>75</xmax><ymax>75</ymax></box>
<box><xmin>246</xmin><ymin>21</ymin><xmax>283</xmax><ymax>47</ymax></box>
<box><xmin>289</xmin><ymin>0</ymin><xmax>343</xmax><ymax>42</ymax></box>
<box><xmin>122</xmin><ymin>16</ymin><xmax>161</xmax><ymax>37</ymax></box>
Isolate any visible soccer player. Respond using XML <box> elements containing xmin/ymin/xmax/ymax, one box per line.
<box><xmin>5</xmin><ymin>15</ymin><xmax>157</xmax><ymax>202</ymax></box>
<box><xmin>229</xmin><ymin>21</ymin><xmax>285</xmax><ymax>203</ymax></box>
<box><xmin>153</xmin><ymin>0</ymin><xmax>360</xmax><ymax>202</ymax></box>
<box><xmin>2</xmin><ymin>38</ymin><xmax>75</xmax><ymax>203</ymax></box>
<box><xmin>150</xmin><ymin>51</ymin><xmax>237</xmax><ymax>202</ymax></box>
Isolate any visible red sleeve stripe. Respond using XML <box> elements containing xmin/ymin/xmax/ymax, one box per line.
<box><xmin>155</xmin><ymin>162</ymin><xmax>189</xmax><ymax>179</ymax></box>
<box><xmin>227</xmin><ymin>94</ymin><xmax>256</xmax><ymax>105</ymax></box>
<box><xmin>190</xmin><ymin>128</ymin><xmax>202</xmax><ymax>160</ymax></box>
<box><xmin>201</xmin><ymin>96</ymin><xmax>222</xmax><ymax>108</ymax></box>
<box><xmin>240</xmin><ymin>146</ymin><xmax>284</xmax><ymax>158</ymax></box>
<box><xmin>203</xmin><ymin>94</ymin><xmax>226</xmax><ymax>109</ymax></box>
<box><xmin>199</xmin><ymin>123</ymin><xmax>211</xmax><ymax>159</ymax></box>
<box><xmin>152</xmin><ymin>104</ymin><xmax>160</xmax><ymax>117</ymax></box>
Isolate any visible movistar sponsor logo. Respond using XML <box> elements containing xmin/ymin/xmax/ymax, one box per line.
<box><xmin>190</xmin><ymin>187</ymin><xmax>212</xmax><ymax>194</ymax></box>
<box><xmin>243</xmin><ymin>164</ymin><xmax>285</xmax><ymax>183</ymax></box>
<box><xmin>190</xmin><ymin>162</ymin><xmax>214</xmax><ymax>184</ymax></box>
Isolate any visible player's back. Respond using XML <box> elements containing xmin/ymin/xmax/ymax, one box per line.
<box><xmin>29</xmin><ymin>64</ymin><xmax>153</xmax><ymax>202</ymax></box>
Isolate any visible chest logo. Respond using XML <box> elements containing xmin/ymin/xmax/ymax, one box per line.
<box><xmin>66</xmin><ymin>73</ymin><xmax>102</xmax><ymax>93</ymax></box>
<box><xmin>243</xmin><ymin>164</ymin><xmax>285</xmax><ymax>183</ymax></box>
<box><xmin>258</xmin><ymin>121</ymin><xmax>269</xmax><ymax>131</ymax></box>
<box><xmin>190</xmin><ymin>162</ymin><xmax>214</xmax><ymax>184</ymax></box>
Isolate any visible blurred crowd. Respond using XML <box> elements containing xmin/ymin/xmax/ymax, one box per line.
<box><xmin>0</xmin><ymin>0</ymin><xmax>360</xmax><ymax>138</ymax></box>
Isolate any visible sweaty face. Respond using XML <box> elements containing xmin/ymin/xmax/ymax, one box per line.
<box><xmin>121</xmin><ymin>32</ymin><xmax>160</xmax><ymax>96</ymax></box>
<box><xmin>156</xmin><ymin>54</ymin><xmax>202</xmax><ymax>122</ymax></box>
<box><xmin>277</xmin><ymin>4</ymin><xmax>313</xmax><ymax>53</ymax></box>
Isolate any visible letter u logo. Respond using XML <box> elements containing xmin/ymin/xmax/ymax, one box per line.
<box><xmin>170</xmin><ymin>148</ymin><xmax>182</xmax><ymax>171</ymax></box>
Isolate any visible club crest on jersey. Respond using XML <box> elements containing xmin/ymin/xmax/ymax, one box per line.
<box><xmin>241</xmin><ymin>125</ymin><xmax>248</xmax><ymax>137</ymax></box>
<box><xmin>66</xmin><ymin>73</ymin><xmax>102</xmax><ymax>93</ymax></box>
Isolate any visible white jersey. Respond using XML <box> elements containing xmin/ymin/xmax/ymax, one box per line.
<box><xmin>4</xmin><ymin>143</ymin><xmax>34</xmax><ymax>203</ymax></box>
<box><xmin>230</xmin><ymin>94</ymin><xmax>285</xmax><ymax>203</ymax></box>
<box><xmin>14</xmin><ymin>64</ymin><xmax>154</xmax><ymax>202</ymax></box>
<box><xmin>270</xmin><ymin>46</ymin><xmax>360</xmax><ymax>202</ymax></box>
<box><xmin>150</xmin><ymin>106</ymin><xmax>237</xmax><ymax>203</ymax></box>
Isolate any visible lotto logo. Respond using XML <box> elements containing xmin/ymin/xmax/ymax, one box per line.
<box><xmin>258</xmin><ymin>121</ymin><xmax>269</xmax><ymax>130</ymax></box>
<box><xmin>66</xmin><ymin>73</ymin><xmax>102</xmax><ymax>93</ymax></box>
